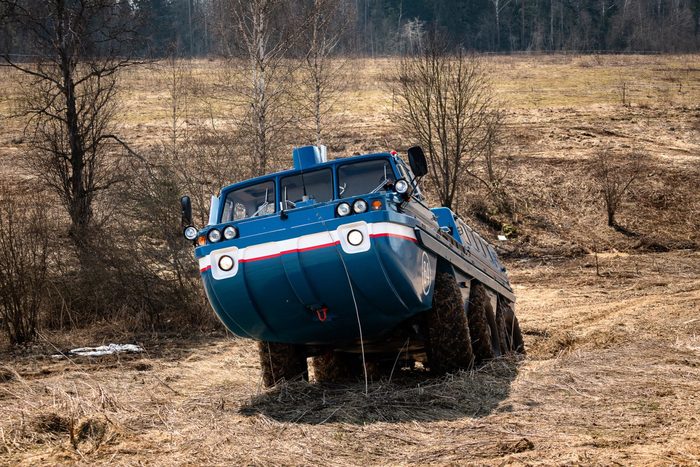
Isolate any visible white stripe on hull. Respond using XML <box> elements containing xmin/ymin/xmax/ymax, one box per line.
<box><xmin>198</xmin><ymin>221</ymin><xmax>417</xmax><ymax>278</ymax></box>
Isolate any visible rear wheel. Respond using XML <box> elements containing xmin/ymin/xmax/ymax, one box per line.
<box><xmin>312</xmin><ymin>351</ymin><xmax>363</xmax><ymax>383</ymax></box>
<box><xmin>467</xmin><ymin>283</ymin><xmax>496</xmax><ymax>364</ymax></box>
<box><xmin>425</xmin><ymin>272</ymin><xmax>474</xmax><ymax>374</ymax></box>
<box><xmin>258</xmin><ymin>341</ymin><xmax>308</xmax><ymax>387</ymax></box>
<box><xmin>497</xmin><ymin>297</ymin><xmax>525</xmax><ymax>354</ymax></box>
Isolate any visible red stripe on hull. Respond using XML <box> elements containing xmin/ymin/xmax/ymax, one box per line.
<box><xmin>200</xmin><ymin>232</ymin><xmax>417</xmax><ymax>271</ymax></box>
<box><xmin>369</xmin><ymin>232</ymin><xmax>418</xmax><ymax>243</ymax></box>
<box><xmin>238</xmin><ymin>240</ymin><xmax>342</xmax><ymax>264</ymax></box>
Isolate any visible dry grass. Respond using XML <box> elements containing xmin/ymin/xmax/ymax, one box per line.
<box><xmin>1</xmin><ymin>251</ymin><xmax>699</xmax><ymax>465</ymax></box>
<box><xmin>2</xmin><ymin>54</ymin><xmax>698</xmax><ymax>253</ymax></box>
<box><xmin>1</xmin><ymin>54</ymin><xmax>699</xmax><ymax>464</ymax></box>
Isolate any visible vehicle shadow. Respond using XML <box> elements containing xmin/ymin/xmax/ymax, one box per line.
<box><xmin>238</xmin><ymin>357</ymin><xmax>522</xmax><ymax>424</ymax></box>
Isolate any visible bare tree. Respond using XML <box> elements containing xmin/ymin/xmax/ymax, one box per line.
<box><xmin>1</xmin><ymin>0</ymin><xmax>139</xmax><ymax>248</ymax></box>
<box><xmin>298</xmin><ymin>0</ymin><xmax>353</xmax><ymax>146</ymax></box>
<box><xmin>591</xmin><ymin>148</ymin><xmax>646</xmax><ymax>229</ymax></box>
<box><xmin>220</xmin><ymin>0</ymin><xmax>299</xmax><ymax>176</ymax></box>
<box><xmin>393</xmin><ymin>34</ymin><xmax>504</xmax><ymax>211</ymax></box>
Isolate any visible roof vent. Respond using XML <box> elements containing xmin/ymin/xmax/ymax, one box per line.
<box><xmin>293</xmin><ymin>145</ymin><xmax>327</xmax><ymax>171</ymax></box>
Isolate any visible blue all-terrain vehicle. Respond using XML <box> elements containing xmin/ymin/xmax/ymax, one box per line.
<box><xmin>181</xmin><ymin>145</ymin><xmax>523</xmax><ymax>386</ymax></box>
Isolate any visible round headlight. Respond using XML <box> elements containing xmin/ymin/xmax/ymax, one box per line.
<box><xmin>183</xmin><ymin>226</ymin><xmax>198</xmax><ymax>241</ymax></box>
<box><xmin>353</xmin><ymin>199</ymin><xmax>368</xmax><ymax>214</ymax></box>
<box><xmin>223</xmin><ymin>225</ymin><xmax>238</xmax><ymax>240</ymax></box>
<box><xmin>395</xmin><ymin>179</ymin><xmax>409</xmax><ymax>194</ymax></box>
<box><xmin>207</xmin><ymin>229</ymin><xmax>221</xmax><ymax>243</ymax></box>
<box><xmin>336</xmin><ymin>202</ymin><xmax>351</xmax><ymax>217</ymax></box>
<box><xmin>218</xmin><ymin>255</ymin><xmax>234</xmax><ymax>271</ymax></box>
<box><xmin>347</xmin><ymin>229</ymin><xmax>364</xmax><ymax>246</ymax></box>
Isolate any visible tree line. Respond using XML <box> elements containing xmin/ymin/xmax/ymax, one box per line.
<box><xmin>2</xmin><ymin>0</ymin><xmax>699</xmax><ymax>58</ymax></box>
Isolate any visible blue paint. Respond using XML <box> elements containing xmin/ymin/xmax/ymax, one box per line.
<box><xmin>189</xmin><ymin>147</ymin><xmax>514</xmax><ymax>347</ymax></box>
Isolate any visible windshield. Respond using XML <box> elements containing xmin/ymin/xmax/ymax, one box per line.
<box><xmin>221</xmin><ymin>179</ymin><xmax>275</xmax><ymax>222</ymax></box>
<box><xmin>337</xmin><ymin>159</ymin><xmax>396</xmax><ymax>198</ymax></box>
<box><xmin>280</xmin><ymin>168</ymin><xmax>333</xmax><ymax>209</ymax></box>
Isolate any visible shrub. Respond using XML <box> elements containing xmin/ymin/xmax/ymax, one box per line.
<box><xmin>0</xmin><ymin>197</ymin><xmax>49</xmax><ymax>345</ymax></box>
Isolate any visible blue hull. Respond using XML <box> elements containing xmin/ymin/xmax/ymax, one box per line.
<box><xmin>197</xmin><ymin>211</ymin><xmax>436</xmax><ymax>345</ymax></box>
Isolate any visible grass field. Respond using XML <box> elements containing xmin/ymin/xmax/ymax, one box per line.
<box><xmin>1</xmin><ymin>252</ymin><xmax>699</xmax><ymax>464</ymax></box>
<box><xmin>1</xmin><ymin>54</ymin><xmax>699</xmax><ymax>465</ymax></box>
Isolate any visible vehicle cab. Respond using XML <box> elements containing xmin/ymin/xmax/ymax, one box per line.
<box><xmin>184</xmin><ymin>145</ymin><xmax>431</xmax><ymax>256</ymax></box>
<box><xmin>179</xmin><ymin>145</ymin><xmax>439</xmax><ymax>345</ymax></box>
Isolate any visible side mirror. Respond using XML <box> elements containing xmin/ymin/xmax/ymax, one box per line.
<box><xmin>407</xmin><ymin>146</ymin><xmax>428</xmax><ymax>177</ymax></box>
<box><xmin>180</xmin><ymin>195</ymin><xmax>193</xmax><ymax>227</ymax></box>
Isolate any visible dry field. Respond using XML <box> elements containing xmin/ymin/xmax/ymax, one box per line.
<box><xmin>1</xmin><ymin>54</ymin><xmax>699</xmax><ymax>465</ymax></box>
<box><xmin>1</xmin><ymin>252</ymin><xmax>699</xmax><ymax>465</ymax></box>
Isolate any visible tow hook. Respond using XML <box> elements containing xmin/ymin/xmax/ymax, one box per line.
<box><xmin>316</xmin><ymin>307</ymin><xmax>328</xmax><ymax>322</ymax></box>
<box><xmin>308</xmin><ymin>305</ymin><xmax>329</xmax><ymax>322</ymax></box>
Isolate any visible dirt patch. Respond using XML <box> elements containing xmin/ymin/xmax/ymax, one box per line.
<box><xmin>0</xmin><ymin>366</ymin><xmax>17</xmax><ymax>383</ymax></box>
<box><xmin>133</xmin><ymin>361</ymin><xmax>153</xmax><ymax>371</ymax></box>
<box><xmin>74</xmin><ymin>418</ymin><xmax>109</xmax><ymax>450</ymax></box>
<box><xmin>33</xmin><ymin>413</ymin><xmax>71</xmax><ymax>434</ymax></box>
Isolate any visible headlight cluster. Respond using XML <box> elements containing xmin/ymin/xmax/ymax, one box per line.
<box><xmin>336</xmin><ymin>199</ymin><xmax>375</xmax><ymax>217</ymax></box>
<box><xmin>395</xmin><ymin>179</ymin><xmax>410</xmax><ymax>194</ymax></box>
<box><xmin>393</xmin><ymin>178</ymin><xmax>414</xmax><ymax>201</ymax></box>
<box><xmin>183</xmin><ymin>226</ymin><xmax>198</xmax><ymax>241</ymax></box>
<box><xmin>206</xmin><ymin>225</ymin><xmax>239</xmax><ymax>244</ymax></box>
<box><xmin>223</xmin><ymin>226</ymin><xmax>238</xmax><ymax>240</ymax></box>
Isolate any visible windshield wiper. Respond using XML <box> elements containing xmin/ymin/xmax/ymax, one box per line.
<box><xmin>370</xmin><ymin>165</ymin><xmax>390</xmax><ymax>194</ymax></box>
<box><xmin>252</xmin><ymin>202</ymin><xmax>269</xmax><ymax>217</ymax></box>
<box><xmin>252</xmin><ymin>188</ymin><xmax>271</xmax><ymax>217</ymax></box>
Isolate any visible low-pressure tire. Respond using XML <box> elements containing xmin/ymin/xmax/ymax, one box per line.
<box><xmin>425</xmin><ymin>272</ymin><xmax>474</xmax><ymax>374</ymax></box>
<box><xmin>497</xmin><ymin>297</ymin><xmax>525</xmax><ymax>355</ymax></box>
<box><xmin>467</xmin><ymin>283</ymin><xmax>496</xmax><ymax>364</ymax></box>
<box><xmin>493</xmin><ymin>301</ymin><xmax>511</xmax><ymax>355</ymax></box>
<box><xmin>258</xmin><ymin>341</ymin><xmax>308</xmax><ymax>387</ymax></box>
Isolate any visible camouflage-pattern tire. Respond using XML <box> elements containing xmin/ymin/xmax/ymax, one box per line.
<box><xmin>312</xmin><ymin>351</ymin><xmax>364</xmax><ymax>383</ymax></box>
<box><xmin>258</xmin><ymin>341</ymin><xmax>308</xmax><ymax>387</ymax></box>
<box><xmin>497</xmin><ymin>297</ymin><xmax>525</xmax><ymax>355</ymax></box>
<box><xmin>467</xmin><ymin>282</ymin><xmax>496</xmax><ymax>364</ymax></box>
<box><xmin>425</xmin><ymin>272</ymin><xmax>474</xmax><ymax>374</ymax></box>
<box><xmin>493</xmin><ymin>300</ymin><xmax>511</xmax><ymax>355</ymax></box>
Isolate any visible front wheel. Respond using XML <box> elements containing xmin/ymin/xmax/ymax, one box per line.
<box><xmin>312</xmin><ymin>351</ymin><xmax>364</xmax><ymax>383</ymax></box>
<box><xmin>258</xmin><ymin>341</ymin><xmax>308</xmax><ymax>387</ymax></box>
<box><xmin>425</xmin><ymin>272</ymin><xmax>474</xmax><ymax>374</ymax></box>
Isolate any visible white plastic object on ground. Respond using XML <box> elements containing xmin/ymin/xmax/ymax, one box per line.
<box><xmin>53</xmin><ymin>343</ymin><xmax>145</xmax><ymax>358</ymax></box>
